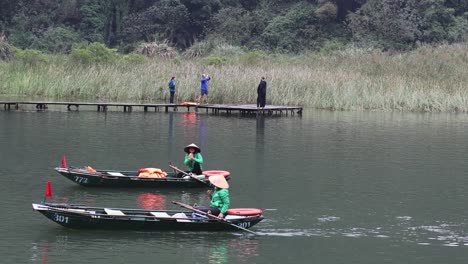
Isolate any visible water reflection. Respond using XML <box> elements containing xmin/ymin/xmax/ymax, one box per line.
<box><xmin>182</xmin><ymin>112</ymin><xmax>197</xmax><ymax>141</ymax></box>
<box><xmin>255</xmin><ymin>115</ymin><xmax>265</xmax><ymax>149</ymax></box>
<box><xmin>30</xmin><ymin>243</ymin><xmax>49</xmax><ymax>264</ymax></box>
<box><xmin>167</xmin><ymin>112</ymin><xmax>175</xmax><ymax>158</ymax></box>
<box><xmin>207</xmin><ymin>238</ymin><xmax>260</xmax><ymax>264</ymax></box>
<box><xmin>227</xmin><ymin>238</ymin><xmax>260</xmax><ymax>262</ymax></box>
<box><xmin>40</xmin><ymin>244</ymin><xmax>49</xmax><ymax>264</ymax></box>
<box><xmin>208</xmin><ymin>244</ymin><xmax>228</xmax><ymax>264</ymax></box>
<box><xmin>199</xmin><ymin>115</ymin><xmax>208</xmax><ymax>150</ymax></box>
<box><xmin>137</xmin><ymin>192</ymin><xmax>167</xmax><ymax>210</ymax></box>
<box><xmin>181</xmin><ymin>112</ymin><xmax>208</xmax><ymax>153</ymax></box>
<box><xmin>31</xmin><ymin>234</ymin><xmax>260</xmax><ymax>264</ymax></box>
<box><xmin>179</xmin><ymin>191</ymin><xmax>210</xmax><ymax>207</ymax></box>
<box><xmin>254</xmin><ymin>115</ymin><xmax>266</xmax><ymax>206</ymax></box>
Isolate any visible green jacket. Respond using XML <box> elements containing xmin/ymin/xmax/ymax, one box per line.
<box><xmin>184</xmin><ymin>152</ymin><xmax>203</xmax><ymax>171</ymax></box>
<box><xmin>210</xmin><ymin>187</ymin><xmax>230</xmax><ymax>214</ymax></box>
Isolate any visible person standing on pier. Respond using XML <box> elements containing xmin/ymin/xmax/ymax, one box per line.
<box><xmin>168</xmin><ymin>76</ymin><xmax>176</xmax><ymax>104</ymax></box>
<box><xmin>197</xmin><ymin>74</ymin><xmax>211</xmax><ymax>104</ymax></box>
<box><xmin>257</xmin><ymin>77</ymin><xmax>267</xmax><ymax>108</ymax></box>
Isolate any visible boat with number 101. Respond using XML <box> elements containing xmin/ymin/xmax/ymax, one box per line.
<box><xmin>32</xmin><ymin>202</ymin><xmax>264</xmax><ymax>232</ymax></box>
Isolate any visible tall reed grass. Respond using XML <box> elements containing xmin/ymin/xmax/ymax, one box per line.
<box><xmin>0</xmin><ymin>43</ymin><xmax>467</xmax><ymax>112</ymax></box>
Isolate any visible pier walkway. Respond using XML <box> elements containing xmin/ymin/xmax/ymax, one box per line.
<box><xmin>0</xmin><ymin>101</ymin><xmax>302</xmax><ymax>117</ymax></box>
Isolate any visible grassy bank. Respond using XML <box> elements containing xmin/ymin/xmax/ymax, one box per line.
<box><xmin>1</xmin><ymin>43</ymin><xmax>467</xmax><ymax>112</ymax></box>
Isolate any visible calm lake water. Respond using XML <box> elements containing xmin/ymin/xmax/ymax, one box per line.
<box><xmin>1</xmin><ymin>106</ymin><xmax>468</xmax><ymax>263</ymax></box>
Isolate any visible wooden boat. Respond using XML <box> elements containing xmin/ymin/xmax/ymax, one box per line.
<box><xmin>54</xmin><ymin>166</ymin><xmax>231</xmax><ymax>188</ymax></box>
<box><xmin>32</xmin><ymin>202</ymin><xmax>264</xmax><ymax>232</ymax></box>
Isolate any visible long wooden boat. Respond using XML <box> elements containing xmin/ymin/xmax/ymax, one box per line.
<box><xmin>54</xmin><ymin>166</ymin><xmax>231</xmax><ymax>188</ymax></box>
<box><xmin>32</xmin><ymin>202</ymin><xmax>264</xmax><ymax>232</ymax></box>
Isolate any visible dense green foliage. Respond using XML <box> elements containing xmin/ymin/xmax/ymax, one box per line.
<box><xmin>0</xmin><ymin>0</ymin><xmax>466</xmax><ymax>53</ymax></box>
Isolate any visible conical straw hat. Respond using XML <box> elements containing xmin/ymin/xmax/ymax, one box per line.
<box><xmin>208</xmin><ymin>174</ymin><xmax>229</xmax><ymax>189</ymax></box>
<box><xmin>184</xmin><ymin>143</ymin><xmax>200</xmax><ymax>153</ymax></box>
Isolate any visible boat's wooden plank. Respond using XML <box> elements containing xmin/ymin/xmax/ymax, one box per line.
<box><xmin>107</xmin><ymin>172</ymin><xmax>125</xmax><ymax>176</ymax></box>
<box><xmin>150</xmin><ymin>212</ymin><xmax>171</xmax><ymax>218</ymax></box>
<box><xmin>104</xmin><ymin>208</ymin><xmax>126</xmax><ymax>216</ymax></box>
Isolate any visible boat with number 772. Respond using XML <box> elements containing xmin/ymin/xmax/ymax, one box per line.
<box><xmin>54</xmin><ymin>155</ymin><xmax>231</xmax><ymax>188</ymax></box>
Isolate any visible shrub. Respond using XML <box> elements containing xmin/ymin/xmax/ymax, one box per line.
<box><xmin>70</xmin><ymin>42</ymin><xmax>118</xmax><ymax>64</ymax></box>
<box><xmin>319</xmin><ymin>39</ymin><xmax>347</xmax><ymax>54</ymax></box>
<box><xmin>70</xmin><ymin>47</ymin><xmax>93</xmax><ymax>64</ymax></box>
<box><xmin>120</xmin><ymin>53</ymin><xmax>147</xmax><ymax>64</ymax></box>
<box><xmin>211</xmin><ymin>43</ymin><xmax>244</xmax><ymax>57</ymax></box>
<box><xmin>36</xmin><ymin>26</ymin><xmax>82</xmax><ymax>53</ymax></box>
<box><xmin>183</xmin><ymin>41</ymin><xmax>214</xmax><ymax>58</ymax></box>
<box><xmin>240</xmin><ymin>50</ymin><xmax>267</xmax><ymax>65</ymax></box>
<box><xmin>14</xmin><ymin>48</ymin><xmax>48</xmax><ymax>64</ymax></box>
<box><xmin>134</xmin><ymin>41</ymin><xmax>177</xmax><ymax>59</ymax></box>
<box><xmin>315</xmin><ymin>1</ymin><xmax>338</xmax><ymax>22</ymax></box>
<box><xmin>201</xmin><ymin>56</ymin><xmax>226</xmax><ymax>65</ymax></box>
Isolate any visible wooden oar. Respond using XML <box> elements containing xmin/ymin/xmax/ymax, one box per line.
<box><xmin>173</xmin><ymin>201</ymin><xmax>258</xmax><ymax>235</ymax></box>
<box><xmin>168</xmin><ymin>162</ymin><xmax>211</xmax><ymax>187</ymax></box>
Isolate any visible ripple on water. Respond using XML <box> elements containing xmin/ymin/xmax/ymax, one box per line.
<box><xmin>257</xmin><ymin>221</ymin><xmax>468</xmax><ymax>247</ymax></box>
<box><xmin>396</xmin><ymin>216</ymin><xmax>412</xmax><ymax>221</ymax></box>
<box><xmin>317</xmin><ymin>216</ymin><xmax>341</xmax><ymax>223</ymax></box>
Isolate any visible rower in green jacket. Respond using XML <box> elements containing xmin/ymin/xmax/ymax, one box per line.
<box><xmin>204</xmin><ymin>174</ymin><xmax>230</xmax><ymax>218</ymax></box>
<box><xmin>183</xmin><ymin>143</ymin><xmax>203</xmax><ymax>175</ymax></box>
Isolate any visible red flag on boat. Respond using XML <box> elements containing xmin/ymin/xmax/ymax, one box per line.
<box><xmin>44</xmin><ymin>181</ymin><xmax>53</xmax><ymax>199</ymax></box>
<box><xmin>61</xmin><ymin>155</ymin><xmax>67</xmax><ymax>168</ymax></box>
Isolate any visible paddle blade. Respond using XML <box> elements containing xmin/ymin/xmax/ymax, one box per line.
<box><xmin>61</xmin><ymin>155</ymin><xmax>67</xmax><ymax>168</ymax></box>
<box><xmin>44</xmin><ymin>181</ymin><xmax>53</xmax><ymax>199</ymax></box>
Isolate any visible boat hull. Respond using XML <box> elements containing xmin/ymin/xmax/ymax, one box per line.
<box><xmin>55</xmin><ymin>167</ymin><xmax>229</xmax><ymax>188</ymax></box>
<box><xmin>33</xmin><ymin>203</ymin><xmax>263</xmax><ymax>231</ymax></box>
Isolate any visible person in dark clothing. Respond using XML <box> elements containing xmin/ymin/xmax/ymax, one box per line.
<box><xmin>257</xmin><ymin>77</ymin><xmax>267</xmax><ymax>108</ymax></box>
<box><xmin>168</xmin><ymin>76</ymin><xmax>176</xmax><ymax>104</ymax></box>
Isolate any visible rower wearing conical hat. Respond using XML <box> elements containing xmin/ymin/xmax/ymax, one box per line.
<box><xmin>183</xmin><ymin>143</ymin><xmax>203</xmax><ymax>175</ymax></box>
<box><xmin>196</xmin><ymin>174</ymin><xmax>230</xmax><ymax>218</ymax></box>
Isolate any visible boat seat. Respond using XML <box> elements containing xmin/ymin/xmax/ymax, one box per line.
<box><xmin>107</xmin><ymin>172</ymin><xmax>125</xmax><ymax>176</ymax></box>
<box><xmin>225</xmin><ymin>215</ymin><xmax>246</xmax><ymax>220</ymax></box>
<box><xmin>65</xmin><ymin>208</ymin><xmax>86</xmax><ymax>213</ymax></box>
<box><xmin>150</xmin><ymin>212</ymin><xmax>172</xmax><ymax>218</ymax></box>
<box><xmin>172</xmin><ymin>213</ymin><xmax>191</xmax><ymax>222</ymax></box>
<box><xmin>104</xmin><ymin>208</ymin><xmax>126</xmax><ymax>216</ymax></box>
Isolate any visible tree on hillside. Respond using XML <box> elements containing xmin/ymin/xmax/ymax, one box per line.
<box><xmin>128</xmin><ymin>0</ymin><xmax>158</xmax><ymax>13</ymax></box>
<box><xmin>260</xmin><ymin>1</ymin><xmax>348</xmax><ymax>52</ymax></box>
<box><xmin>80</xmin><ymin>0</ymin><xmax>111</xmax><ymax>43</ymax></box>
<box><xmin>348</xmin><ymin>0</ymin><xmax>468</xmax><ymax>50</ymax></box>
<box><xmin>334</xmin><ymin>0</ymin><xmax>361</xmax><ymax>21</ymax></box>
<box><xmin>8</xmin><ymin>0</ymin><xmax>73</xmax><ymax>50</ymax></box>
<box><xmin>123</xmin><ymin>0</ymin><xmax>222</xmax><ymax>48</ymax></box>
<box><xmin>123</xmin><ymin>0</ymin><xmax>190</xmax><ymax>47</ymax></box>
<box><xmin>415</xmin><ymin>0</ymin><xmax>468</xmax><ymax>43</ymax></box>
<box><xmin>208</xmin><ymin>7</ymin><xmax>255</xmax><ymax>46</ymax></box>
<box><xmin>0</xmin><ymin>1</ymin><xmax>19</xmax><ymax>32</ymax></box>
<box><xmin>180</xmin><ymin>0</ymin><xmax>221</xmax><ymax>45</ymax></box>
<box><xmin>445</xmin><ymin>0</ymin><xmax>468</xmax><ymax>15</ymax></box>
<box><xmin>348</xmin><ymin>0</ymin><xmax>421</xmax><ymax>50</ymax></box>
